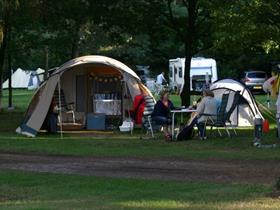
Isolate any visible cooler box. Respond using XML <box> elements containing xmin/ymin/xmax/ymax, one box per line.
<box><xmin>86</xmin><ymin>114</ymin><xmax>106</xmax><ymax>130</ymax></box>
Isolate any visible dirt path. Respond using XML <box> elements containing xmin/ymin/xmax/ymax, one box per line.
<box><xmin>0</xmin><ymin>153</ymin><xmax>279</xmax><ymax>184</ymax></box>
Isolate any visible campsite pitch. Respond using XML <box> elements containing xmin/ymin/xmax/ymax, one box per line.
<box><xmin>1</xmin><ymin>90</ymin><xmax>280</xmax><ymax>209</ymax></box>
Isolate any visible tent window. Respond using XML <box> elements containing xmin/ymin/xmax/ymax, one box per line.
<box><xmin>169</xmin><ymin>66</ymin><xmax>173</xmax><ymax>78</ymax></box>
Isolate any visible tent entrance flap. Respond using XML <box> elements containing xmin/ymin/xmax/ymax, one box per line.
<box><xmin>19</xmin><ymin>74</ymin><xmax>59</xmax><ymax>135</ymax></box>
<box><xmin>58</xmin><ymin>64</ymin><xmax>132</xmax><ymax>123</ymax></box>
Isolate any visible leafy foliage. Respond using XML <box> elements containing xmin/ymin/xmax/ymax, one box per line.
<box><xmin>0</xmin><ymin>0</ymin><xmax>280</xmax><ymax>81</ymax></box>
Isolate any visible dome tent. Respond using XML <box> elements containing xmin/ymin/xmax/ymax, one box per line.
<box><xmin>16</xmin><ymin>55</ymin><xmax>154</xmax><ymax>137</ymax></box>
<box><xmin>210</xmin><ymin>79</ymin><xmax>264</xmax><ymax>127</ymax></box>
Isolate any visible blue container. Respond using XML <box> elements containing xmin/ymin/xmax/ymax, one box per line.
<box><xmin>86</xmin><ymin>114</ymin><xmax>106</xmax><ymax>130</ymax></box>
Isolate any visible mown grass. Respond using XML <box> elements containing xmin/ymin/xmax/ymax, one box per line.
<box><xmin>0</xmin><ymin>89</ymin><xmax>34</xmax><ymax>132</ymax></box>
<box><xmin>0</xmin><ymin>90</ymin><xmax>279</xmax><ymax>160</ymax></box>
<box><xmin>1</xmin><ymin>89</ymin><xmax>34</xmax><ymax>112</ymax></box>
<box><xmin>1</xmin><ymin>170</ymin><xmax>279</xmax><ymax>210</ymax></box>
<box><xmin>1</xmin><ymin>90</ymin><xmax>280</xmax><ymax>210</ymax></box>
<box><xmin>0</xmin><ymin>130</ymin><xmax>280</xmax><ymax>160</ymax></box>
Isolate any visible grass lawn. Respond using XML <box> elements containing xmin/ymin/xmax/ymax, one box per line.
<box><xmin>1</xmin><ymin>131</ymin><xmax>280</xmax><ymax>160</ymax></box>
<box><xmin>1</xmin><ymin>89</ymin><xmax>34</xmax><ymax>112</ymax></box>
<box><xmin>1</xmin><ymin>170</ymin><xmax>280</xmax><ymax>210</ymax></box>
<box><xmin>0</xmin><ymin>90</ymin><xmax>279</xmax><ymax>160</ymax></box>
<box><xmin>1</xmin><ymin>90</ymin><xmax>280</xmax><ymax>210</ymax></box>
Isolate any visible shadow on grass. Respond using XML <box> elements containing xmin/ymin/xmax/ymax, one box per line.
<box><xmin>0</xmin><ymin>170</ymin><xmax>278</xmax><ymax>210</ymax></box>
<box><xmin>0</xmin><ymin>127</ymin><xmax>279</xmax><ymax>160</ymax></box>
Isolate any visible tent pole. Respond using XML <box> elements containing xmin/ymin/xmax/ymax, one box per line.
<box><xmin>58</xmin><ymin>78</ymin><xmax>63</xmax><ymax>139</ymax></box>
<box><xmin>121</xmin><ymin>80</ymin><xmax>124</xmax><ymax>121</ymax></box>
<box><xmin>123</xmin><ymin>83</ymin><xmax>132</xmax><ymax>134</ymax></box>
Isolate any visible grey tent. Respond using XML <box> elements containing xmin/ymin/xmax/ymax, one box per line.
<box><xmin>16</xmin><ymin>55</ymin><xmax>154</xmax><ymax>137</ymax></box>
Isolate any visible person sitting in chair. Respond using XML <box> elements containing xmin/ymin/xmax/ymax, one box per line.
<box><xmin>152</xmin><ymin>90</ymin><xmax>175</xmax><ymax>141</ymax></box>
<box><xmin>43</xmin><ymin>98</ymin><xmax>58</xmax><ymax>133</ymax></box>
<box><xmin>176</xmin><ymin>90</ymin><xmax>217</xmax><ymax>141</ymax></box>
<box><xmin>196</xmin><ymin>89</ymin><xmax>217</xmax><ymax>140</ymax></box>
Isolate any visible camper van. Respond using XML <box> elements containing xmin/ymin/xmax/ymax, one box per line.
<box><xmin>169</xmin><ymin>57</ymin><xmax>218</xmax><ymax>92</ymax></box>
<box><xmin>135</xmin><ymin>65</ymin><xmax>150</xmax><ymax>84</ymax></box>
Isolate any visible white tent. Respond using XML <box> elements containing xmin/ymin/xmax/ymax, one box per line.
<box><xmin>36</xmin><ymin>68</ymin><xmax>45</xmax><ymax>83</ymax></box>
<box><xmin>16</xmin><ymin>55</ymin><xmax>154</xmax><ymax>137</ymax></box>
<box><xmin>210</xmin><ymin>79</ymin><xmax>264</xmax><ymax>126</ymax></box>
<box><xmin>3</xmin><ymin>68</ymin><xmax>30</xmax><ymax>89</ymax></box>
<box><xmin>2</xmin><ymin>68</ymin><xmax>45</xmax><ymax>89</ymax></box>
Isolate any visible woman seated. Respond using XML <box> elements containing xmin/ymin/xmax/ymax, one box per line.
<box><xmin>152</xmin><ymin>90</ymin><xmax>175</xmax><ymax>140</ymax></box>
<box><xmin>176</xmin><ymin>90</ymin><xmax>217</xmax><ymax>141</ymax></box>
<box><xmin>196</xmin><ymin>89</ymin><xmax>217</xmax><ymax>139</ymax></box>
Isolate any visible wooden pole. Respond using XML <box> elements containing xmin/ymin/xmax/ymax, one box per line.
<box><xmin>44</xmin><ymin>46</ymin><xmax>49</xmax><ymax>81</ymax></box>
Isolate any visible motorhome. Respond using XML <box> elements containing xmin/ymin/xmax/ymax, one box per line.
<box><xmin>135</xmin><ymin>65</ymin><xmax>150</xmax><ymax>84</ymax></box>
<box><xmin>169</xmin><ymin>57</ymin><xmax>218</xmax><ymax>92</ymax></box>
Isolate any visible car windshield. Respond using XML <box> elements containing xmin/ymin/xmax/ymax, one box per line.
<box><xmin>247</xmin><ymin>72</ymin><xmax>266</xmax><ymax>78</ymax></box>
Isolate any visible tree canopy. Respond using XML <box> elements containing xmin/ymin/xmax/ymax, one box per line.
<box><xmin>0</xmin><ymin>0</ymin><xmax>280</xmax><ymax>104</ymax></box>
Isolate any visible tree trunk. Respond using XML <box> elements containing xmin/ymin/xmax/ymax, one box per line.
<box><xmin>180</xmin><ymin>44</ymin><xmax>192</xmax><ymax>106</ymax></box>
<box><xmin>71</xmin><ymin>24</ymin><xmax>81</xmax><ymax>59</ymax></box>
<box><xmin>44</xmin><ymin>45</ymin><xmax>49</xmax><ymax>80</ymax></box>
<box><xmin>0</xmin><ymin>11</ymin><xmax>10</xmax><ymax>109</ymax></box>
<box><xmin>180</xmin><ymin>0</ymin><xmax>197</xmax><ymax>106</ymax></box>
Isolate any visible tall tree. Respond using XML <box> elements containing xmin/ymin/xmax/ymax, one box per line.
<box><xmin>166</xmin><ymin>0</ymin><xmax>214</xmax><ymax>105</ymax></box>
<box><xmin>208</xmin><ymin>0</ymin><xmax>280</xmax><ymax>77</ymax></box>
<box><xmin>0</xmin><ymin>0</ymin><xmax>19</xmax><ymax>108</ymax></box>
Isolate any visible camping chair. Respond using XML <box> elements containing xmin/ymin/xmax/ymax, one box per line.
<box><xmin>202</xmin><ymin>91</ymin><xmax>241</xmax><ymax>137</ymax></box>
<box><xmin>141</xmin><ymin>95</ymin><xmax>157</xmax><ymax>139</ymax></box>
<box><xmin>54</xmin><ymin>89</ymin><xmax>76</xmax><ymax>124</ymax></box>
<box><xmin>201</xmin><ymin>92</ymin><xmax>230</xmax><ymax>137</ymax></box>
<box><xmin>222</xmin><ymin>91</ymin><xmax>241</xmax><ymax>136</ymax></box>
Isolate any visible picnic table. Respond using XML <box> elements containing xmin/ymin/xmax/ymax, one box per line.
<box><xmin>171</xmin><ymin>108</ymin><xmax>197</xmax><ymax>140</ymax></box>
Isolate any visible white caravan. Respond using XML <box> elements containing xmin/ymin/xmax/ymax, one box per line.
<box><xmin>169</xmin><ymin>57</ymin><xmax>218</xmax><ymax>92</ymax></box>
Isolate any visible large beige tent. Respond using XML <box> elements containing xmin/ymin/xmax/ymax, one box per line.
<box><xmin>16</xmin><ymin>55</ymin><xmax>154</xmax><ymax>137</ymax></box>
